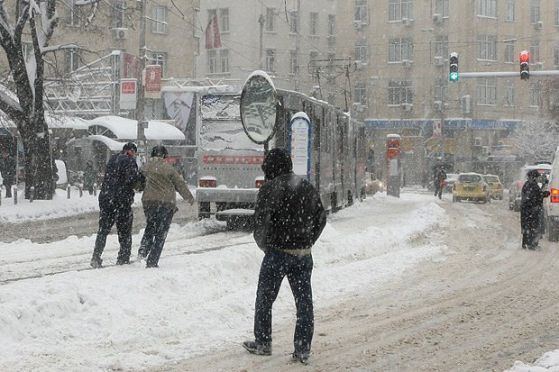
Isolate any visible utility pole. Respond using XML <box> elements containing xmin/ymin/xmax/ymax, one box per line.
<box><xmin>258</xmin><ymin>14</ymin><xmax>264</xmax><ymax>69</ymax></box>
<box><xmin>136</xmin><ymin>0</ymin><xmax>147</xmax><ymax>158</ymax></box>
<box><xmin>295</xmin><ymin>0</ymin><xmax>301</xmax><ymax>91</ymax></box>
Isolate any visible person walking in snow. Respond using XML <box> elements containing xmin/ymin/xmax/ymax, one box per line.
<box><xmin>90</xmin><ymin>142</ymin><xmax>144</xmax><ymax>268</ymax></box>
<box><xmin>243</xmin><ymin>148</ymin><xmax>327</xmax><ymax>364</ymax></box>
<box><xmin>83</xmin><ymin>160</ymin><xmax>96</xmax><ymax>195</ymax></box>
<box><xmin>433</xmin><ymin>165</ymin><xmax>446</xmax><ymax>200</ymax></box>
<box><xmin>521</xmin><ymin>169</ymin><xmax>549</xmax><ymax>249</ymax></box>
<box><xmin>137</xmin><ymin>145</ymin><xmax>194</xmax><ymax>268</ymax></box>
<box><xmin>0</xmin><ymin>150</ymin><xmax>16</xmax><ymax>198</ymax></box>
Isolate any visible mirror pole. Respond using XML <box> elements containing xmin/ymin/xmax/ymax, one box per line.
<box><xmin>264</xmin><ymin>141</ymin><xmax>269</xmax><ymax>156</ymax></box>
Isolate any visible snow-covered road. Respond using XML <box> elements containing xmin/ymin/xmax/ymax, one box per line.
<box><xmin>1</xmin><ymin>191</ymin><xmax>559</xmax><ymax>371</ymax></box>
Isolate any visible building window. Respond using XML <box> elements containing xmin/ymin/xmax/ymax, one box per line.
<box><xmin>388</xmin><ymin>80</ymin><xmax>413</xmax><ymax>104</ymax></box>
<box><xmin>434</xmin><ymin>78</ymin><xmax>448</xmax><ymax>101</ymax></box>
<box><xmin>327</xmin><ymin>53</ymin><xmax>336</xmax><ymax>76</ymax></box>
<box><xmin>219</xmin><ymin>8</ymin><xmax>229</xmax><ymax>33</ymax></box>
<box><xmin>309</xmin><ymin>51</ymin><xmax>319</xmax><ymax>72</ymax></box>
<box><xmin>328</xmin><ymin>15</ymin><xmax>336</xmax><ymax>36</ymax></box>
<box><xmin>554</xmin><ymin>44</ymin><xmax>559</xmax><ymax>66</ymax></box>
<box><xmin>530</xmin><ymin>40</ymin><xmax>540</xmax><ymax>63</ymax></box>
<box><xmin>65</xmin><ymin>0</ymin><xmax>82</xmax><ymax>27</ymax></box>
<box><xmin>434</xmin><ymin>35</ymin><xmax>448</xmax><ymax>59</ymax></box>
<box><xmin>64</xmin><ymin>48</ymin><xmax>80</xmax><ymax>74</ymax></box>
<box><xmin>208</xmin><ymin>50</ymin><xmax>217</xmax><ymax>74</ymax></box>
<box><xmin>355</xmin><ymin>0</ymin><xmax>368</xmax><ymax>22</ymax></box>
<box><xmin>290</xmin><ymin>50</ymin><xmax>298</xmax><ymax>74</ymax></box>
<box><xmin>112</xmin><ymin>0</ymin><xmax>127</xmax><ymax>28</ymax></box>
<box><xmin>529</xmin><ymin>82</ymin><xmax>542</xmax><ymax>107</ymax></box>
<box><xmin>289</xmin><ymin>11</ymin><xmax>299</xmax><ymax>33</ymax></box>
<box><xmin>355</xmin><ymin>39</ymin><xmax>368</xmax><ymax>63</ymax></box>
<box><xmin>478</xmin><ymin>0</ymin><xmax>497</xmax><ymax>17</ymax></box>
<box><xmin>476</xmin><ymin>78</ymin><xmax>497</xmax><ymax>105</ymax></box>
<box><xmin>506</xmin><ymin>0</ymin><xmax>515</xmax><ymax>22</ymax></box>
<box><xmin>310</xmin><ymin>12</ymin><xmax>319</xmax><ymax>36</ymax></box>
<box><xmin>152</xmin><ymin>6</ymin><xmax>168</xmax><ymax>34</ymax></box>
<box><xmin>504</xmin><ymin>80</ymin><xmax>515</xmax><ymax>106</ymax></box>
<box><xmin>354</xmin><ymin>82</ymin><xmax>367</xmax><ymax>104</ymax></box>
<box><xmin>388</xmin><ymin>38</ymin><xmax>413</xmax><ymax>62</ymax></box>
<box><xmin>434</xmin><ymin>0</ymin><xmax>449</xmax><ymax>17</ymax></box>
<box><xmin>477</xmin><ymin>34</ymin><xmax>497</xmax><ymax>60</ymax></box>
<box><xmin>150</xmin><ymin>52</ymin><xmax>166</xmax><ymax>76</ymax></box>
<box><xmin>266</xmin><ymin>49</ymin><xmax>276</xmax><ymax>72</ymax></box>
<box><xmin>389</xmin><ymin>0</ymin><xmax>413</xmax><ymax>21</ymax></box>
<box><xmin>265</xmin><ymin>8</ymin><xmax>275</xmax><ymax>31</ymax></box>
<box><xmin>555</xmin><ymin>0</ymin><xmax>559</xmax><ymax>25</ymax></box>
<box><xmin>220</xmin><ymin>49</ymin><xmax>229</xmax><ymax>73</ymax></box>
<box><xmin>504</xmin><ymin>38</ymin><xmax>515</xmax><ymax>63</ymax></box>
<box><xmin>530</xmin><ymin>0</ymin><xmax>541</xmax><ymax>23</ymax></box>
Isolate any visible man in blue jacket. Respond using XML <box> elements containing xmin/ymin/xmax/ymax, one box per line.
<box><xmin>243</xmin><ymin>148</ymin><xmax>327</xmax><ymax>364</ymax></box>
<box><xmin>90</xmin><ymin>142</ymin><xmax>144</xmax><ymax>268</ymax></box>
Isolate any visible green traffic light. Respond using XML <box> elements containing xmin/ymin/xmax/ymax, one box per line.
<box><xmin>449</xmin><ymin>72</ymin><xmax>459</xmax><ymax>81</ymax></box>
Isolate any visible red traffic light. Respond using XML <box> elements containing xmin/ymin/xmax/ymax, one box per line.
<box><xmin>520</xmin><ymin>51</ymin><xmax>530</xmax><ymax>64</ymax></box>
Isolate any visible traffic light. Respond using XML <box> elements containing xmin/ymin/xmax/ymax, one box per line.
<box><xmin>449</xmin><ymin>52</ymin><xmax>459</xmax><ymax>82</ymax></box>
<box><xmin>520</xmin><ymin>50</ymin><xmax>530</xmax><ymax>80</ymax></box>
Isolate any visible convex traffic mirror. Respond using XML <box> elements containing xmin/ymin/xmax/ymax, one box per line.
<box><xmin>240</xmin><ymin>71</ymin><xmax>278</xmax><ymax>145</ymax></box>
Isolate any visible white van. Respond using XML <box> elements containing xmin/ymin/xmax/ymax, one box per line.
<box><xmin>544</xmin><ymin>148</ymin><xmax>559</xmax><ymax>241</ymax></box>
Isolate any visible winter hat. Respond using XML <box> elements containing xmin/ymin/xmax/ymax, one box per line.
<box><xmin>151</xmin><ymin>145</ymin><xmax>168</xmax><ymax>158</ymax></box>
<box><xmin>123</xmin><ymin>142</ymin><xmax>137</xmax><ymax>153</ymax></box>
<box><xmin>261</xmin><ymin>148</ymin><xmax>292</xmax><ymax>180</ymax></box>
<box><xmin>527</xmin><ymin>169</ymin><xmax>540</xmax><ymax>179</ymax></box>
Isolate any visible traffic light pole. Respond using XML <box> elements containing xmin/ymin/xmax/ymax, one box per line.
<box><xmin>457</xmin><ymin>70</ymin><xmax>559</xmax><ymax>78</ymax></box>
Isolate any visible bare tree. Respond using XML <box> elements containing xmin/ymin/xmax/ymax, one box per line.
<box><xmin>0</xmin><ymin>0</ymin><xmax>60</xmax><ymax>199</ymax></box>
<box><xmin>511</xmin><ymin>120</ymin><xmax>559</xmax><ymax>164</ymax></box>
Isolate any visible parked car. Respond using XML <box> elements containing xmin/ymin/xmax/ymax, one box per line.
<box><xmin>365</xmin><ymin>172</ymin><xmax>384</xmax><ymax>195</ymax></box>
<box><xmin>444</xmin><ymin>173</ymin><xmax>459</xmax><ymax>192</ymax></box>
<box><xmin>452</xmin><ymin>173</ymin><xmax>490</xmax><ymax>203</ymax></box>
<box><xmin>544</xmin><ymin>151</ymin><xmax>559</xmax><ymax>241</ymax></box>
<box><xmin>483</xmin><ymin>174</ymin><xmax>504</xmax><ymax>200</ymax></box>
<box><xmin>509</xmin><ymin>164</ymin><xmax>551</xmax><ymax>211</ymax></box>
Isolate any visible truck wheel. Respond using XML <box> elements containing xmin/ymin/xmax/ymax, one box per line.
<box><xmin>198</xmin><ymin>202</ymin><xmax>210</xmax><ymax>220</ymax></box>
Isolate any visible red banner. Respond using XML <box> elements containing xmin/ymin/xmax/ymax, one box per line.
<box><xmin>144</xmin><ymin>64</ymin><xmax>162</xmax><ymax>98</ymax></box>
<box><xmin>203</xmin><ymin>155</ymin><xmax>264</xmax><ymax>165</ymax></box>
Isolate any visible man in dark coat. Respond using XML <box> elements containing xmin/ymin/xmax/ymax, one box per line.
<box><xmin>521</xmin><ymin>169</ymin><xmax>549</xmax><ymax>249</ymax></box>
<box><xmin>243</xmin><ymin>148</ymin><xmax>327</xmax><ymax>364</ymax></box>
<box><xmin>433</xmin><ymin>165</ymin><xmax>446</xmax><ymax>199</ymax></box>
<box><xmin>90</xmin><ymin>142</ymin><xmax>144</xmax><ymax>268</ymax></box>
<box><xmin>0</xmin><ymin>150</ymin><xmax>16</xmax><ymax>198</ymax></box>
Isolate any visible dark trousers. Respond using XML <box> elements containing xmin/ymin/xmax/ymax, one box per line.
<box><xmin>521</xmin><ymin>207</ymin><xmax>540</xmax><ymax>248</ymax></box>
<box><xmin>93</xmin><ymin>202</ymin><xmax>133</xmax><ymax>262</ymax></box>
<box><xmin>4</xmin><ymin>183</ymin><xmax>12</xmax><ymax>198</ymax></box>
<box><xmin>254</xmin><ymin>250</ymin><xmax>314</xmax><ymax>354</ymax></box>
<box><xmin>140</xmin><ymin>205</ymin><xmax>175</xmax><ymax>267</ymax></box>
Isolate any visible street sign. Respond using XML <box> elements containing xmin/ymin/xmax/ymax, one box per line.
<box><xmin>119</xmin><ymin>78</ymin><xmax>137</xmax><ymax>110</ymax></box>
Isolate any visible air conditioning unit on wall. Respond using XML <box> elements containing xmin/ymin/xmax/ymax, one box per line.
<box><xmin>433</xmin><ymin>13</ymin><xmax>442</xmax><ymax>25</ymax></box>
<box><xmin>433</xmin><ymin>100</ymin><xmax>443</xmax><ymax>111</ymax></box>
<box><xmin>402</xmin><ymin>17</ymin><xmax>414</xmax><ymax>26</ymax></box>
<box><xmin>401</xmin><ymin>102</ymin><xmax>413</xmax><ymax>111</ymax></box>
<box><xmin>112</xmin><ymin>28</ymin><xmax>128</xmax><ymax>40</ymax></box>
<box><xmin>434</xmin><ymin>56</ymin><xmax>445</xmax><ymax>66</ymax></box>
<box><xmin>402</xmin><ymin>59</ymin><xmax>413</xmax><ymax>68</ymax></box>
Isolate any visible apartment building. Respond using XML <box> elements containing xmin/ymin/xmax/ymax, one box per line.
<box><xmin>337</xmin><ymin>0</ymin><xmax>559</xmax><ymax>183</ymax></box>
<box><xmin>196</xmin><ymin>0</ymin><xmax>338</xmax><ymax>100</ymax></box>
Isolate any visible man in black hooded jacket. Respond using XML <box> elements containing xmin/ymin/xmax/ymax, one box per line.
<box><xmin>243</xmin><ymin>148</ymin><xmax>326</xmax><ymax>364</ymax></box>
<box><xmin>90</xmin><ymin>142</ymin><xmax>144</xmax><ymax>268</ymax></box>
<box><xmin>521</xmin><ymin>169</ymin><xmax>549</xmax><ymax>249</ymax></box>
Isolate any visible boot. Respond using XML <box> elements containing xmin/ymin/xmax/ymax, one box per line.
<box><xmin>90</xmin><ymin>255</ymin><xmax>103</xmax><ymax>268</ymax></box>
<box><xmin>242</xmin><ymin>341</ymin><xmax>272</xmax><ymax>356</ymax></box>
<box><xmin>292</xmin><ymin>350</ymin><xmax>310</xmax><ymax>364</ymax></box>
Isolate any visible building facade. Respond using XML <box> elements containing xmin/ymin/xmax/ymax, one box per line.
<box><xmin>337</xmin><ymin>0</ymin><xmax>559</xmax><ymax>184</ymax></box>
<box><xmin>196</xmin><ymin>0</ymin><xmax>339</xmax><ymax>101</ymax></box>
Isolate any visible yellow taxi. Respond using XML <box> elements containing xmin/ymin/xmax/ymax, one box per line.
<box><xmin>483</xmin><ymin>174</ymin><xmax>504</xmax><ymax>200</ymax></box>
<box><xmin>452</xmin><ymin>172</ymin><xmax>490</xmax><ymax>203</ymax></box>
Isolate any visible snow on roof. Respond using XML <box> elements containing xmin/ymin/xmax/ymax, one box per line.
<box><xmin>88</xmin><ymin>134</ymin><xmax>128</xmax><ymax>151</ymax></box>
<box><xmin>90</xmin><ymin>116</ymin><xmax>185</xmax><ymax>141</ymax></box>
<box><xmin>45</xmin><ymin>114</ymin><xmax>90</xmax><ymax>130</ymax></box>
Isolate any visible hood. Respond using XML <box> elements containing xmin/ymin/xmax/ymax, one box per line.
<box><xmin>262</xmin><ymin>148</ymin><xmax>292</xmax><ymax>180</ymax></box>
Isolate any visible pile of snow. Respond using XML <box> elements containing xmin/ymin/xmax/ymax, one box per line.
<box><xmin>0</xmin><ymin>193</ymin><xmax>449</xmax><ymax>371</ymax></box>
<box><xmin>507</xmin><ymin>350</ymin><xmax>559</xmax><ymax>371</ymax></box>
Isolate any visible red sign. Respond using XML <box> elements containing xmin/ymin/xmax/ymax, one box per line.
<box><xmin>121</xmin><ymin>80</ymin><xmax>136</xmax><ymax>94</ymax></box>
<box><xmin>144</xmin><ymin>65</ymin><xmax>162</xmax><ymax>97</ymax></box>
<box><xmin>202</xmin><ymin>155</ymin><xmax>264</xmax><ymax>165</ymax></box>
